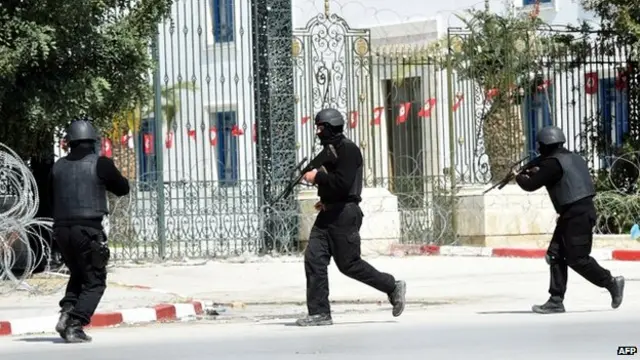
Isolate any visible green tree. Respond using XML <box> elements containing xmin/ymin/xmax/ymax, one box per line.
<box><xmin>447</xmin><ymin>7</ymin><xmax>559</xmax><ymax>182</ymax></box>
<box><xmin>581</xmin><ymin>0</ymin><xmax>640</xmax><ymax>49</ymax></box>
<box><xmin>389</xmin><ymin>5</ymin><xmax>573</xmax><ymax>183</ymax></box>
<box><xmin>0</xmin><ymin>0</ymin><xmax>173</xmax><ymax>157</ymax></box>
<box><xmin>404</xmin><ymin>6</ymin><xmax>583</xmax><ymax>181</ymax></box>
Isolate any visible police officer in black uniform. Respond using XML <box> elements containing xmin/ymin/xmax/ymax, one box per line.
<box><xmin>514</xmin><ymin>125</ymin><xmax>624</xmax><ymax>314</ymax></box>
<box><xmin>50</xmin><ymin>119</ymin><xmax>130</xmax><ymax>342</ymax></box>
<box><xmin>296</xmin><ymin>108</ymin><xmax>406</xmax><ymax>326</ymax></box>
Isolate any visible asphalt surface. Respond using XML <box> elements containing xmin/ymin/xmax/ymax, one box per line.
<box><xmin>1</xmin><ymin>302</ymin><xmax>637</xmax><ymax>360</ymax></box>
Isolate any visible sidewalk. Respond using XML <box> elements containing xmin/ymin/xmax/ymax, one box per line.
<box><xmin>1</xmin><ymin>255</ymin><xmax>638</xmax><ymax>336</ymax></box>
<box><xmin>0</xmin><ymin>277</ymin><xmax>201</xmax><ymax>336</ymax></box>
<box><xmin>0</xmin><ymin>283</ymin><xmax>183</xmax><ymax>320</ymax></box>
<box><xmin>106</xmin><ymin>255</ymin><xmax>640</xmax><ymax>307</ymax></box>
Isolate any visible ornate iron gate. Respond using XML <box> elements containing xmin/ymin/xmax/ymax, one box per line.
<box><xmin>292</xmin><ymin>10</ymin><xmax>373</xmax><ymax>158</ymax></box>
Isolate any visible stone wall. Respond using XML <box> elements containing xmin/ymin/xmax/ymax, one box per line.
<box><xmin>454</xmin><ymin>184</ymin><xmax>640</xmax><ymax>249</ymax></box>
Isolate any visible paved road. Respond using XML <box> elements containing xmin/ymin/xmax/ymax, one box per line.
<box><xmin>1</xmin><ymin>302</ymin><xmax>637</xmax><ymax>360</ymax></box>
<box><xmin>4</xmin><ymin>257</ymin><xmax>638</xmax><ymax>323</ymax></box>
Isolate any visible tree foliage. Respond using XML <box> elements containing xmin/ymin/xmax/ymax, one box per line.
<box><xmin>447</xmin><ymin>7</ymin><xmax>576</xmax><ymax>111</ymax></box>
<box><xmin>385</xmin><ymin>5</ymin><xmax>585</xmax><ymax>183</ymax></box>
<box><xmin>443</xmin><ymin>6</ymin><xmax>567</xmax><ymax>181</ymax></box>
<box><xmin>581</xmin><ymin>0</ymin><xmax>640</xmax><ymax>49</ymax></box>
<box><xmin>0</xmin><ymin>0</ymin><xmax>173</xmax><ymax>157</ymax></box>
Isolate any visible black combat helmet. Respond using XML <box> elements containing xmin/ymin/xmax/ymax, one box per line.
<box><xmin>536</xmin><ymin>126</ymin><xmax>566</xmax><ymax>146</ymax></box>
<box><xmin>314</xmin><ymin>108</ymin><xmax>345</xmax><ymax>128</ymax></box>
<box><xmin>65</xmin><ymin>118</ymin><xmax>99</xmax><ymax>143</ymax></box>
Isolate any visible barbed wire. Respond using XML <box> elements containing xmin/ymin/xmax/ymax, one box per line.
<box><xmin>591</xmin><ymin>151</ymin><xmax>640</xmax><ymax>235</ymax></box>
<box><xmin>0</xmin><ymin>143</ymin><xmax>65</xmax><ymax>295</ymax></box>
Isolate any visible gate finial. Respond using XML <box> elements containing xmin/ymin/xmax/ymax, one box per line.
<box><xmin>324</xmin><ymin>0</ymin><xmax>329</xmax><ymax>16</ymax></box>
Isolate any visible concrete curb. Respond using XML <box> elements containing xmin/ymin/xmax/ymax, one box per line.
<box><xmin>0</xmin><ymin>301</ymin><xmax>204</xmax><ymax>337</ymax></box>
<box><xmin>389</xmin><ymin>244</ymin><xmax>640</xmax><ymax>261</ymax></box>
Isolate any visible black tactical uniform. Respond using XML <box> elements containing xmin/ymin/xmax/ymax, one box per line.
<box><xmin>515</xmin><ymin>126</ymin><xmax>624</xmax><ymax>314</ymax></box>
<box><xmin>295</xmin><ymin>108</ymin><xmax>406</xmax><ymax>326</ymax></box>
<box><xmin>50</xmin><ymin>119</ymin><xmax>130</xmax><ymax>342</ymax></box>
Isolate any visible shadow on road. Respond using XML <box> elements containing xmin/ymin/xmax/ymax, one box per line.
<box><xmin>477</xmin><ymin>309</ymin><xmax>610</xmax><ymax>315</ymax></box>
<box><xmin>262</xmin><ymin>320</ymin><xmax>397</xmax><ymax>327</ymax></box>
<box><xmin>14</xmin><ymin>337</ymin><xmax>66</xmax><ymax>344</ymax></box>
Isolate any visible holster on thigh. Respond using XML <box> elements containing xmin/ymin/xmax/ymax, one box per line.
<box><xmin>89</xmin><ymin>240</ymin><xmax>110</xmax><ymax>269</ymax></box>
<box><xmin>80</xmin><ymin>228</ymin><xmax>111</xmax><ymax>269</ymax></box>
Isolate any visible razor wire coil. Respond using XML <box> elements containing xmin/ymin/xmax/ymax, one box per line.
<box><xmin>0</xmin><ymin>142</ymin><xmax>62</xmax><ymax>295</ymax></box>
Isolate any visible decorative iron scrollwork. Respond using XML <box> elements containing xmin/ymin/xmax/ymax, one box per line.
<box><xmin>293</xmin><ymin>11</ymin><xmax>372</xmax><ymax>157</ymax></box>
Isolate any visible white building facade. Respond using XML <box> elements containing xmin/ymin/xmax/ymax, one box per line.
<box><xmin>138</xmin><ymin>0</ymin><xmax>612</xmax><ymax>186</ymax></box>
<box><xmin>72</xmin><ymin>0</ymin><xmax>629</xmax><ymax>256</ymax></box>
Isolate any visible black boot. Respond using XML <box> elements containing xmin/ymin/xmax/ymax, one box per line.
<box><xmin>55</xmin><ymin>304</ymin><xmax>73</xmax><ymax>339</ymax></box>
<box><xmin>388</xmin><ymin>280</ymin><xmax>407</xmax><ymax>317</ymax></box>
<box><xmin>64</xmin><ymin>319</ymin><xmax>92</xmax><ymax>343</ymax></box>
<box><xmin>532</xmin><ymin>297</ymin><xmax>565</xmax><ymax>314</ymax></box>
<box><xmin>607</xmin><ymin>276</ymin><xmax>625</xmax><ymax>309</ymax></box>
<box><xmin>295</xmin><ymin>314</ymin><xmax>333</xmax><ymax>327</ymax></box>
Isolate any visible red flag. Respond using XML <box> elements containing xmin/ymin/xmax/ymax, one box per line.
<box><xmin>101</xmin><ymin>138</ymin><xmax>113</xmax><ymax>158</ymax></box>
<box><xmin>584</xmin><ymin>72</ymin><xmax>598</xmax><ymax>95</ymax></box>
<box><xmin>120</xmin><ymin>131</ymin><xmax>134</xmax><ymax>149</ymax></box>
<box><xmin>371</xmin><ymin>107</ymin><xmax>384</xmax><ymax>125</ymax></box>
<box><xmin>485</xmin><ymin>88</ymin><xmax>499</xmax><ymax>100</ymax></box>
<box><xmin>252</xmin><ymin>123</ymin><xmax>257</xmax><ymax>143</ymax></box>
<box><xmin>453</xmin><ymin>94</ymin><xmax>464</xmax><ymax>112</ymax></box>
<box><xmin>417</xmin><ymin>98</ymin><xmax>437</xmax><ymax>118</ymax></box>
<box><xmin>348</xmin><ymin>111</ymin><xmax>358</xmax><ymax>129</ymax></box>
<box><xmin>188</xmin><ymin>129</ymin><xmax>196</xmax><ymax>140</ymax></box>
<box><xmin>396</xmin><ymin>102</ymin><xmax>411</xmax><ymax>125</ymax></box>
<box><xmin>231</xmin><ymin>125</ymin><xmax>244</xmax><ymax>136</ymax></box>
<box><xmin>143</xmin><ymin>134</ymin><xmax>154</xmax><ymax>155</ymax></box>
<box><xmin>209</xmin><ymin>127</ymin><xmax>217</xmax><ymax>146</ymax></box>
<box><xmin>165</xmin><ymin>131</ymin><xmax>174</xmax><ymax>149</ymax></box>
<box><xmin>301</xmin><ymin>116</ymin><xmax>310</xmax><ymax>125</ymax></box>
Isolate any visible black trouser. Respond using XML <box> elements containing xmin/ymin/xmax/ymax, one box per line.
<box><xmin>547</xmin><ymin>212</ymin><xmax>613</xmax><ymax>300</ymax></box>
<box><xmin>54</xmin><ymin>225</ymin><xmax>108</xmax><ymax>326</ymax></box>
<box><xmin>304</xmin><ymin>203</ymin><xmax>396</xmax><ymax>315</ymax></box>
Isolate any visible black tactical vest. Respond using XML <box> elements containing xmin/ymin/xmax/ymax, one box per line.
<box><xmin>52</xmin><ymin>154</ymin><xmax>108</xmax><ymax>221</ymax></box>
<box><xmin>317</xmin><ymin>137</ymin><xmax>362</xmax><ymax>203</ymax></box>
<box><xmin>546</xmin><ymin>151</ymin><xmax>595</xmax><ymax>212</ymax></box>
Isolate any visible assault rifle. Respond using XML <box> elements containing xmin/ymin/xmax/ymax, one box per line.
<box><xmin>483</xmin><ymin>155</ymin><xmax>542</xmax><ymax>194</ymax></box>
<box><xmin>271</xmin><ymin>144</ymin><xmax>338</xmax><ymax>204</ymax></box>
